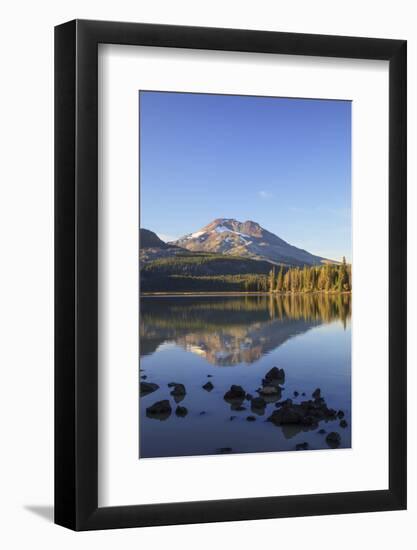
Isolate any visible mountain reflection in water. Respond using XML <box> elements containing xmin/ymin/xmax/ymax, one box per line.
<box><xmin>139</xmin><ymin>293</ymin><xmax>351</xmax><ymax>458</ymax></box>
<box><xmin>140</xmin><ymin>293</ymin><xmax>351</xmax><ymax>366</ymax></box>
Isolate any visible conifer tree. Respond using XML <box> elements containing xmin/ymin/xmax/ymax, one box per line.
<box><xmin>268</xmin><ymin>268</ymin><xmax>276</xmax><ymax>293</ymax></box>
<box><xmin>276</xmin><ymin>266</ymin><xmax>284</xmax><ymax>292</ymax></box>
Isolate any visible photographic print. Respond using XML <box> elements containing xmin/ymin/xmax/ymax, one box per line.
<box><xmin>139</xmin><ymin>91</ymin><xmax>352</xmax><ymax>459</ymax></box>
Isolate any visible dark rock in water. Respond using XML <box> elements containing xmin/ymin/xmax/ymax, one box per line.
<box><xmin>295</xmin><ymin>442</ymin><xmax>309</xmax><ymax>451</ymax></box>
<box><xmin>169</xmin><ymin>383</ymin><xmax>186</xmax><ymax>402</ymax></box>
<box><xmin>280</xmin><ymin>424</ymin><xmax>306</xmax><ymax>440</ymax></box>
<box><xmin>337</xmin><ymin>410</ymin><xmax>345</xmax><ymax>419</ymax></box>
<box><xmin>301</xmin><ymin>392</ymin><xmax>306</xmax><ymax>396</ymax></box>
<box><xmin>251</xmin><ymin>398</ymin><xmax>266</xmax><ymax>415</ymax></box>
<box><xmin>263</xmin><ymin>366</ymin><xmax>285</xmax><ymax>385</ymax></box>
<box><xmin>224</xmin><ymin>385</ymin><xmax>247</xmax><ymax>409</ymax></box>
<box><xmin>340</xmin><ymin>419</ymin><xmax>348</xmax><ymax>428</ymax></box>
<box><xmin>202</xmin><ymin>381</ymin><xmax>214</xmax><ymax>392</ymax></box>
<box><xmin>141</xmin><ymin>374</ymin><xmax>147</xmax><ymax>380</ymax></box>
<box><xmin>146</xmin><ymin>400</ymin><xmax>172</xmax><ymax>421</ymax></box>
<box><xmin>168</xmin><ymin>382</ymin><xmax>186</xmax><ymax>396</ymax></box>
<box><xmin>318</xmin><ymin>428</ymin><xmax>326</xmax><ymax>434</ymax></box>
<box><xmin>175</xmin><ymin>405</ymin><xmax>188</xmax><ymax>417</ymax></box>
<box><xmin>217</xmin><ymin>447</ymin><xmax>232</xmax><ymax>454</ymax></box>
<box><xmin>268</xmin><ymin>408</ymin><xmax>303</xmax><ymax>425</ymax></box>
<box><xmin>293</xmin><ymin>391</ymin><xmax>299</xmax><ymax>397</ymax></box>
<box><xmin>140</xmin><ymin>381</ymin><xmax>159</xmax><ymax>396</ymax></box>
<box><xmin>268</xmin><ymin>393</ymin><xmax>339</xmax><ymax>429</ymax></box>
<box><xmin>302</xmin><ymin>416</ymin><xmax>318</xmax><ymax>427</ymax></box>
<box><xmin>207</xmin><ymin>374</ymin><xmax>213</xmax><ymax>377</ymax></box>
<box><xmin>246</xmin><ymin>416</ymin><xmax>256</xmax><ymax>422</ymax></box>
<box><xmin>230</xmin><ymin>416</ymin><xmax>236</xmax><ymax>421</ymax></box>
<box><xmin>199</xmin><ymin>411</ymin><xmax>206</xmax><ymax>415</ymax></box>
<box><xmin>312</xmin><ymin>388</ymin><xmax>321</xmax><ymax>399</ymax></box>
<box><xmin>251</xmin><ymin>396</ymin><xmax>266</xmax><ymax>410</ymax></box>
<box><xmin>326</xmin><ymin>432</ymin><xmax>341</xmax><ymax>448</ymax></box>
<box><xmin>324</xmin><ymin>408</ymin><xmax>337</xmax><ymax>418</ymax></box>
<box><xmin>224</xmin><ymin>385</ymin><xmax>246</xmax><ymax>400</ymax></box>
<box><xmin>245</xmin><ymin>393</ymin><xmax>253</xmax><ymax>401</ymax></box>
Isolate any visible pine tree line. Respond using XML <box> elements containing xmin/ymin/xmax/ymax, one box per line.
<box><xmin>267</xmin><ymin>257</ymin><xmax>351</xmax><ymax>294</ymax></box>
<box><xmin>141</xmin><ymin>257</ymin><xmax>352</xmax><ymax>294</ymax></box>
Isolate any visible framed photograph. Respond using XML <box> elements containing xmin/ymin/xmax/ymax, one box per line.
<box><xmin>55</xmin><ymin>20</ymin><xmax>406</xmax><ymax>530</ymax></box>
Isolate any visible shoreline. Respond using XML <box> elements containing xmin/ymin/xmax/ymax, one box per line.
<box><xmin>141</xmin><ymin>290</ymin><xmax>352</xmax><ymax>297</ymax></box>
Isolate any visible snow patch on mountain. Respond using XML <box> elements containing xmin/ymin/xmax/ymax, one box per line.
<box><xmin>172</xmin><ymin>218</ymin><xmax>335</xmax><ymax>266</ymax></box>
<box><xmin>214</xmin><ymin>226</ymin><xmax>228</xmax><ymax>234</ymax></box>
<box><xmin>214</xmin><ymin>225</ymin><xmax>251</xmax><ymax>240</ymax></box>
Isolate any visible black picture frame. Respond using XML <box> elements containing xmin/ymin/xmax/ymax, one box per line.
<box><xmin>55</xmin><ymin>19</ymin><xmax>407</xmax><ymax>531</ymax></box>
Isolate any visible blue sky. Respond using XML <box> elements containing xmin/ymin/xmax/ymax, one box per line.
<box><xmin>140</xmin><ymin>91</ymin><xmax>351</xmax><ymax>261</ymax></box>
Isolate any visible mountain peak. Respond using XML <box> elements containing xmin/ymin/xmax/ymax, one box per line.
<box><xmin>172</xmin><ymin>218</ymin><xmax>332</xmax><ymax>266</ymax></box>
<box><xmin>200</xmin><ymin>218</ymin><xmax>264</xmax><ymax>238</ymax></box>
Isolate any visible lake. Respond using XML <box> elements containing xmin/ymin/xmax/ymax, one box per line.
<box><xmin>139</xmin><ymin>293</ymin><xmax>351</xmax><ymax>458</ymax></box>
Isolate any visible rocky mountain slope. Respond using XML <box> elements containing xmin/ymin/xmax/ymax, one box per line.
<box><xmin>140</xmin><ymin>228</ymin><xmax>171</xmax><ymax>249</ymax></box>
<box><xmin>172</xmin><ymin>218</ymin><xmax>332</xmax><ymax>266</ymax></box>
<box><xmin>140</xmin><ymin>228</ymin><xmax>184</xmax><ymax>264</ymax></box>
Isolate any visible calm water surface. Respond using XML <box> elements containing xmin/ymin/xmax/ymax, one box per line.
<box><xmin>139</xmin><ymin>293</ymin><xmax>351</xmax><ymax>458</ymax></box>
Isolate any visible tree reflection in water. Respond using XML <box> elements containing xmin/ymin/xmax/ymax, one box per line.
<box><xmin>140</xmin><ymin>293</ymin><xmax>351</xmax><ymax>366</ymax></box>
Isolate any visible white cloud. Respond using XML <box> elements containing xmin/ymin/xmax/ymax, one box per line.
<box><xmin>258</xmin><ymin>190</ymin><xmax>272</xmax><ymax>199</ymax></box>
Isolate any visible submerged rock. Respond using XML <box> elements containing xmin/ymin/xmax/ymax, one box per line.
<box><xmin>230</xmin><ymin>415</ymin><xmax>236</xmax><ymax>421</ymax></box>
<box><xmin>202</xmin><ymin>381</ymin><xmax>214</xmax><ymax>392</ymax></box>
<box><xmin>340</xmin><ymin>419</ymin><xmax>348</xmax><ymax>428</ymax></box>
<box><xmin>251</xmin><ymin>397</ymin><xmax>266</xmax><ymax>416</ymax></box>
<box><xmin>140</xmin><ymin>381</ymin><xmax>159</xmax><ymax>396</ymax></box>
<box><xmin>146</xmin><ymin>400</ymin><xmax>172</xmax><ymax>421</ymax></box>
<box><xmin>293</xmin><ymin>391</ymin><xmax>299</xmax><ymax>397</ymax></box>
<box><xmin>326</xmin><ymin>432</ymin><xmax>341</xmax><ymax>448</ymax></box>
<box><xmin>224</xmin><ymin>385</ymin><xmax>247</xmax><ymax>409</ymax></box>
<box><xmin>224</xmin><ymin>385</ymin><xmax>246</xmax><ymax>401</ymax></box>
<box><xmin>337</xmin><ymin>410</ymin><xmax>345</xmax><ymax>419</ymax></box>
<box><xmin>175</xmin><ymin>405</ymin><xmax>188</xmax><ymax>417</ymax></box>
<box><xmin>246</xmin><ymin>416</ymin><xmax>256</xmax><ymax>422</ymax></box>
<box><xmin>318</xmin><ymin>428</ymin><xmax>326</xmax><ymax>435</ymax></box>
<box><xmin>295</xmin><ymin>442</ymin><xmax>309</xmax><ymax>451</ymax></box>
<box><xmin>251</xmin><ymin>396</ymin><xmax>266</xmax><ymax>410</ymax></box>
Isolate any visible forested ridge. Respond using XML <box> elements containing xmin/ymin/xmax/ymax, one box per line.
<box><xmin>141</xmin><ymin>255</ymin><xmax>351</xmax><ymax>294</ymax></box>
